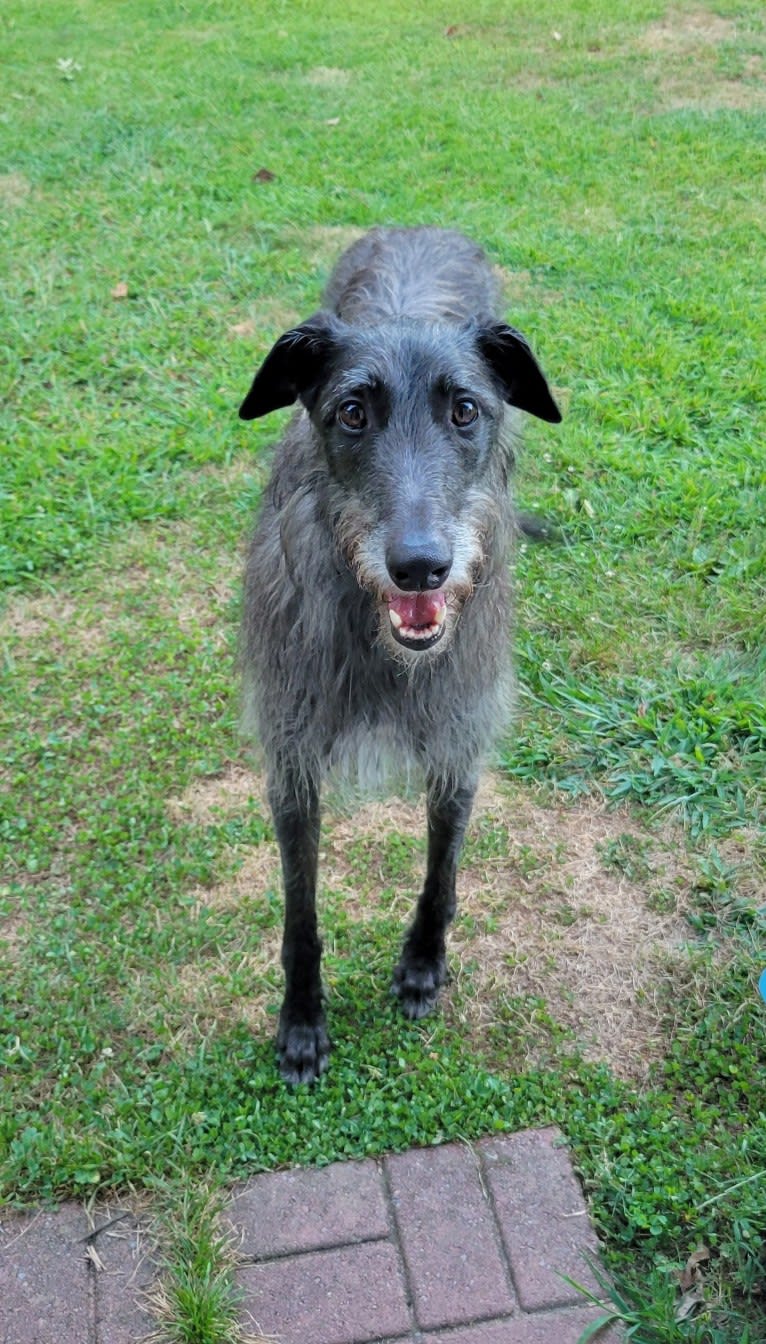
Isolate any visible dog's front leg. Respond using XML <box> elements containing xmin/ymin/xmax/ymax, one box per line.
<box><xmin>393</xmin><ymin>776</ymin><xmax>477</xmax><ymax>1019</ymax></box>
<box><xmin>269</xmin><ymin>771</ymin><xmax>329</xmax><ymax>1083</ymax></box>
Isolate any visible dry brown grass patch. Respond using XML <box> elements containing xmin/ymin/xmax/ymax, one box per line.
<box><xmin>166</xmin><ymin>765</ymin><xmax>705</xmax><ymax>1080</ymax></box>
<box><xmin>173</xmin><ymin>929</ymin><xmax>283</xmax><ymax>1038</ymax></box>
<box><xmin>0</xmin><ymin>906</ymin><xmax>29</xmax><ymax>958</ymax></box>
<box><xmin>637</xmin><ymin>9</ymin><xmax>765</xmax><ymax>111</ymax></box>
<box><xmin>193</xmin><ymin>843</ymin><xmax>281</xmax><ymax>914</ymax></box>
<box><xmin>163</xmin><ymin>827</ymin><xmax>283</xmax><ymax>1041</ymax></box>
<box><xmin>0</xmin><ymin>594</ymin><xmax>107</xmax><ymax>656</ymax></box>
<box><xmin>304</xmin><ymin>65</ymin><xmax>351</xmax><ymax>87</ymax></box>
<box><xmin>0</xmin><ymin>172</ymin><xmax>31</xmax><ymax>208</ymax></box>
<box><xmin>228</xmin><ymin>297</ymin><xmax>302</xmax><ymax>342</ymax></box>
<box><xmin>0</xmin><ymin>518</ymin><xmax>241</xmax><ymax>667</ymax></box>
<box><xmin>448</xmin><ymin>784</ymin><xmax>700</xmax><ymax>1081</ymax></box>
<box><xmin>493</xmin><ymin>266</ymin><xmax>564</xmax><ymax>309</ymax></box>
<box><xmin>640</xmin><ymin>10</ymin><xmax>737</xmax><ymax>52</ymax></box>
<box><xmin>293</xmin><ymin>225</ymin><xmax>367</xmax><ymax>270</ymax></box>
<box><xmin>169</xmin><ymin>765</ymin><xmax>267</xmax><ymax>828</ymax></box>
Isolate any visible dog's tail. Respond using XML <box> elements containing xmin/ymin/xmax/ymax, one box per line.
<box><xmin>514</xmin><ymin>510</ymin><xmax>562</xmax><ymax>543</ymax></box>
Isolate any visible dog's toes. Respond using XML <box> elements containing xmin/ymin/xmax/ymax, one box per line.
<box><xmin>392</xmin><ymin>954</ymin><xmax>447</xmax><ymax>1020</ymax></box>
<box><xmin>277</xmin><ymin>1019</ymin><xmax>330</xmax><ymax>1085</ymax></box>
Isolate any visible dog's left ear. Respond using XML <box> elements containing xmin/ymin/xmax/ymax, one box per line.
<box><xmin>477</xmin><ymin>323</ymin><xmax>562</xmax><ymax>424</ymax></box>
<box><xmin>239</xmin><ymin>313</ymin><xmax>340</xmax><ymax>420</ymax></box>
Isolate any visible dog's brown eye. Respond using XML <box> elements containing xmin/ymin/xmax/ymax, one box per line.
<box><xmin>337</xmin><ymin>400</ymin><xmax>366</xmax><ymax>431</ymax></box>
<box><xmin>452</xmin><ymin>398</ymin><xmax>478</xmax><ymax>427</ymax></box>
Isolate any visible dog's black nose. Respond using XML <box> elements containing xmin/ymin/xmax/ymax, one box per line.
<box><xmin>386</xmin><ymin>539</ymin><xmax>453</xmax><ymax>592</ymax></box>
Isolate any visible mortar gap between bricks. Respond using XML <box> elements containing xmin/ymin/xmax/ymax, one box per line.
<box><xmin>476</xmin><ymin>1144</ymin><xmax>523</xmax><ymax>1310</ymax></box>
<box><xmin>521</xmin><ymin>1296</ymin><xmax>609</xmax><ymax>1318</ymax></box>
<box><xmin>85</xmin><ymin>1245</ymin><xmax>99</xmax><ymax>1344</ymax></box>
<box><xmin>236</xmin><ymin>1229</ymin><xmax>393</xmax><ymax>1266</ymax></box>
<box><xmin>379</xmin><ymin>1157</ymin><xmax>418</xmax><ymax>1334</ymax></box>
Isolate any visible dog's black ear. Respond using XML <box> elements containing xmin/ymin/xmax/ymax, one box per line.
<box><xmin>239</xmin><ymin>313</ymin><xmax>339</xmax><ymax>420</ymax></box>
<box><xmin>477</xmin><ymin>322</ymin><xmax>562</xmax><ymax>424</ymax></box>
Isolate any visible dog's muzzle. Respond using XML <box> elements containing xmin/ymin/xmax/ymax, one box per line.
<box><xmin>386</xmin><ymin>590</ymin><xmax>447</xmax><ymax>650</ymax></box>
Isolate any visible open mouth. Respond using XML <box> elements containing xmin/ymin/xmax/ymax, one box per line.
<box><xmin>386</xmin><ymin>590</ymin><xmax>447</xmax><ymax>650</ymax></box>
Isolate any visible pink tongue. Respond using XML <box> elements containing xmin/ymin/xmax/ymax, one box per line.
<box><xmin>388</xmin><ymin>590</ymin><xmax>446</xmax><ymax>628</ymax></box>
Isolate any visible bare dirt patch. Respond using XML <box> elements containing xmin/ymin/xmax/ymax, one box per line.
<box><xmin>175</xmin><ymin>764</ymin><xmax>701</xmax><ymax>1080</ymax></box>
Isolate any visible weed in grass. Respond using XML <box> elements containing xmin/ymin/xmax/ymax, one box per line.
<box><xmin>646</xmin><ymin>887</ymin><xmax>680</xmax><ymax>917</ymax></box>
<box><xmin>597</xmin><ymin>833</ymin><xmax>655</xmax><ymax>883</ymax></box>
<box><xmin>146</xmin><ymin>1181</ymin><xmax>266</xmax><ymax>1344</ymax></box>
<box><xmin>568</xmin><ymin>1254</ymin><xmax>735</xmax><ymax>1344</ymax></box>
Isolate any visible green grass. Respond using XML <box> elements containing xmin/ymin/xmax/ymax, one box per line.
<box><xmin>505</xmin><ymin>648</ymin><xmax>766</xmax><ymax>834</ymax></box>
<box><xmin>1</xmin><ymin>1</ymin><xmax>765</xmax><ymax>1340</ymax></box>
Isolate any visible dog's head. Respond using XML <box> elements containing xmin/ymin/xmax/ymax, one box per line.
<box><xmin>240</xmin><ymin>315</ymin><xmax>560</xmax><ymax>658</ymax></box>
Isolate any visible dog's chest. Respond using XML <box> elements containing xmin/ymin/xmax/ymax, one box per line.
<box><xmin>326</xmin><ymin>719</ymin><xmax>422</xmax><ymax>795</ymax></box>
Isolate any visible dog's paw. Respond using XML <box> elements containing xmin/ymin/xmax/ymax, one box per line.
<box><xmin>277</xmin><ymin>1015</ymin><xmax>330</xmax><ymax>1085</ymax></box>
<box><xmin>392</xmin><ymin>952</ymin><xmax>447</xmax><ymax>1020</ymax></box>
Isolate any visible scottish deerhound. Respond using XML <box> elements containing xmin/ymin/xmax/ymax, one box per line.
<box><xmin>239</xmin><ymin>227</ymin><xmax>561</xmax><ymax>1083</ymax></box>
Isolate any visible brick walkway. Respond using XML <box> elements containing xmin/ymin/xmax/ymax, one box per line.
<box><xmin>0</xmin><ymin>1128</ymin><xmax>619</xmax><ymax>1343</ymax></box>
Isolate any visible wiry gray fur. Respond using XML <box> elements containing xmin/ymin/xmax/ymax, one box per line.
<box><xmin>238</xmin><ymin>226</ymin><xmax>561</xmax><ymax>1083</ymax></box>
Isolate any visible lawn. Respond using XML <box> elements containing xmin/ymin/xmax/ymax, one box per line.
<box><xmin>1</xmin><ymin>0</ymin><xmax>765</xmax><ymax>1340</ymax></box>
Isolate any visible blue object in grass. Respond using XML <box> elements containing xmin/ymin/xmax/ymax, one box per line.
<box><xmin>759</xmin><ymin>968</ymin><xmax>766</xmax><ymax>1005</ymax></box>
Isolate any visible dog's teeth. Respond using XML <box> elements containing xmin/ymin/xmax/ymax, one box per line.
<box><xmin>389</xmin><ymin>608</ymin><xmax>403</xmax><ymax>629</ymax></box>
<box><xmin>433</xmin><ymin>605</ymin><xmax>446</xmax><ymax>626</ymax></box>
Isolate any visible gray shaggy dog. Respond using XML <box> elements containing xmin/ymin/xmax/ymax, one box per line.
<box><xmin>239</xmin><ymin>227</ymin><xmax>561</xmax><ymax>1083</ymax></box>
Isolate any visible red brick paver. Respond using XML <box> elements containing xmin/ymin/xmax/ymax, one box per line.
<box><xmin>93</xmin><ymin>1210</ymin><xmax>156</xmax><ymax>1344</ymax></box>
<box><xmin>0</xmin><ymin>1205</ymin><xmax>90</xmax><ymax>1344</ymax></box>
<box><xmin>229</xmin><ymin>1156</ymin><xmax>389</xmax><ymax>1257</ymax></box>
<box><xmin>0</xmin><ymin>1129</ymin><xmax>620</xmax><ymax>1343</ymax></box>
<box><xmin>231</xmin><ymin>1130</ymin><xmax>619</xmax><ymax>1343</ymax></box>
<box><xmin>482</xmin><ymin>1127</ymin><xmax>603</xmax><ymax>1310</ymax></box>
<box><xmin>428</xmin><ymin>1310</ymin><xmax>617</xmax><ymax>1343</ymax></box>
<box><xmin>239</xmin><ymin>1241</ymin><xmax>411</xmax><ymax>1344</ymax></box>
<box><xmin>385</xmin><ymin>1143</ymin><xmax>514</xmax><ymax>1328</ymax></box>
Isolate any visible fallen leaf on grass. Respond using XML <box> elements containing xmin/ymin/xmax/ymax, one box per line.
<box><xmin>675</xmin><ymin>1246</ymin><xmax>710</xmax><ymax>1322</ymax></box>
<box><xmin>679</xmin><ymin>1245</ymin><xmax>710</xmax><ymax>1292</ymax></box>
<box><xmin>56</xmin><ymin>57</ymin><xmax>82</xmax><ymax>81</ymax></box>
<box><xmin>676</xmin><ymin>1286</ymin><xmax>705</xmax><ymax>1322</ymax></box>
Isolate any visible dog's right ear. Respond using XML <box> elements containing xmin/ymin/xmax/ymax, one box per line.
<box><xmin>239</xmin><ymin>313</ymin><xmax>339</xmax><ymax>420</ymax></box>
